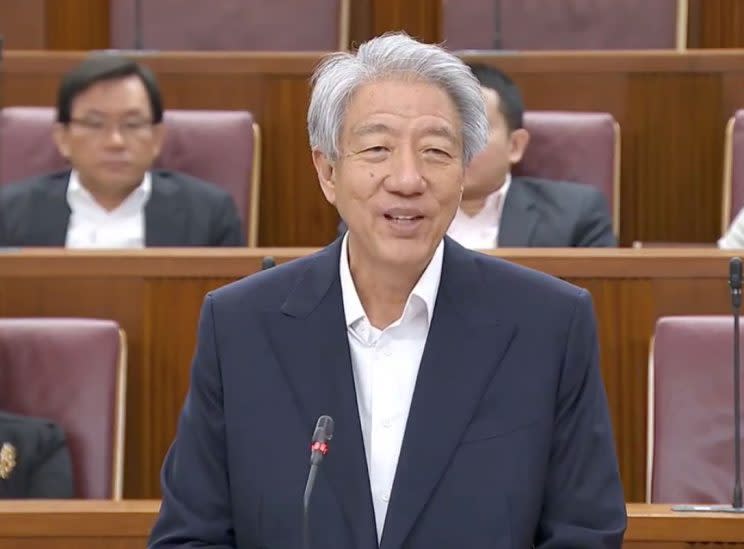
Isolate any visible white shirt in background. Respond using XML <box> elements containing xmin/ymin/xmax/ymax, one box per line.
<box><xmin>448</xmin><ymin>173</ymin><xmax>511</xmax><ymax>249</ymax></box>
<box><xmin>65</xmin><ymin>171</ymin><xmax>151</xmax><ymax>249</ymax></box>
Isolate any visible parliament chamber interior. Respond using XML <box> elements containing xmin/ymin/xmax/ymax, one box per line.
<box><xmin>1</xmin><ymin>0</ymin><xmax>744</xmax><ymax>547</ymax></box>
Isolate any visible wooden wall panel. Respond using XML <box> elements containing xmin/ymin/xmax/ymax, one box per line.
<box><xmin>622</xmin><ymin>73</ymin><xmax>722</xmax><ymax>243</ymax></box>
<box><xmin>0</xmin><ymin>0</ymin><xmax>46</xmax><ymax>49</ymax></box>
<box><xmin>144</xmin><ymin>277</ymin><xmax>232</xmax><ymax>495</ymax></box>
<box><xmin>44</xmin><ymin>0</ymin><xmax>109</xmax><ymax>50</ymax></box>
<box><xmin>688</xmin><ymin>0</ymin><xmax>744</xmax><ymax>48</ymax></box>
<box><xmin>369</xmin><ymin>0</ymin><xmax>441</xmax><ymax>43</ymax></box>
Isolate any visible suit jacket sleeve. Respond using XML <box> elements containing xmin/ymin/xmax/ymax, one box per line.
<box><xmin>573</xmin><ymin>189</ymin><xmax>616</xmax><ymax>247</ymax></box>
<box><xmin>27</xmin><ymin>422</ymin><xmax>75</xmax><ymax>498</ymax></box>
<box><xmin>211</xmin><ymin>194</ymin><xmax>245</xmax><ymax>247</ymax></box>
<box><xmin>149</xmin><ymin>295</ymin><xmax>236</xmax><ymax>548</ymax></box>
<box><xmin>535</xmin><ymin>290</ymin><xmax>626</xmax><ymax>548</ymax></box>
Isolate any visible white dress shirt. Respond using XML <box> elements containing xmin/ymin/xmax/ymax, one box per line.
<box><xmin>720</xmin><ymin>206</ymin><xmax>744</xmax><ymax>249</ymax></box>
<box><xmin>447</xmin><ymin>174</ymin><xmax>511</xmax><ymax>249</ymax></box>
<box><xmin>339</xmin><ymin>234</ymin><xmax>443</xmax><ymax>541</ymax></box>
<box><xmin>65</xmin><ymin>171</ymin><xmax>151</xmax><ymax>249</ymax></box>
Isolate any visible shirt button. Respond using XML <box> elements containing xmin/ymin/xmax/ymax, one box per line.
<box><xmin>383</xmin><ymin>348</ymin><xmax>392</xmax><ymax>357</ymax></box>
<box><xmin>382</xmin><ymin>493</ymin><xmax>390</xmax><ymax>502</ymax></box>
<box><xmin>382</xmin><ymin>419</ymin><xmax>392</xmax><ymax>429</ymax></box>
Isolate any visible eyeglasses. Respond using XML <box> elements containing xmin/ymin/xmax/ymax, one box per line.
<box><xmin>68</xmin><ymin>117</ymin><xmax>155</xmax><ymax>139</ymax></box>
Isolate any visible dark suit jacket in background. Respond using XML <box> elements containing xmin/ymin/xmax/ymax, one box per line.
<box><xmin>337</xmin><ymin>176</ymin><xmax>616</xmax><ymax>248</ymax></box>
<box><xmin>499</xmin><ymin>176</ymin><xmax>616</xmax><ymax>247</ymax></box>
<box><xmin>0</xmin><ymin>170</ymin><xmax>245</xmax><ymax>247</ymax></box>
<box><xmin>0</xmin><ymin>411</ymin><xmax>74</xmax><ymax>499</ymax></box>
<box><xmin>149</xmin><ymin>237</ymin><xmax>626</xmax><ymax>548</ymax></box>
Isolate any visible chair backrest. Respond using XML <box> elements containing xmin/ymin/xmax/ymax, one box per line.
<box><xmin>0</xmin><ymin>318</ymin><xmax>126</xmax><ymax>499</ymax></box>
<box><xmin>0</xmin><ymin>107</ymin><xmax>261</xmax><ymax>245</ymax></box>
<box><xmin>648</xmin><ymin>316</ymin><xmax>744</xmax><ymax>503</ymax></box>
<box><xmin>513</xmin><ymin>111</ymin><xmax>621</xmax><ymax>236</ymax></box>
<box><xmin>443</xmin><ymin>0</ymin><xmax>685</xmax><ymax>51</ymax></box>
<box><xmin>722</xmin><ymin>110</ymin><xmax>744</xmax><ymax>235</ymax></box>
<box><xmin>109</xmin><ymin>0</ymin><xmax>349</xmax><ymax>51</ymax></box>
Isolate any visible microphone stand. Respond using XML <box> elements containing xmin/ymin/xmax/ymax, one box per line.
<box><xmin>732</xmin><ymin>258</ymin><xmax>743</xmax><ymax>510</ymax></box>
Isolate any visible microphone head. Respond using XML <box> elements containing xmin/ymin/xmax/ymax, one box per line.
<box><xmin>261</xmin><ymin>256</ymin><xmax>276</xmax><ymax>270</ymax></box>
<box><xmin>731</xmin><ymin>257</ymin><xmax>743</xmax><ymax>290</ymax></box>
<box><xmin>312</xmin><ymin>415</ymin><xmax>334</xmax><ymax>443</ymax></box>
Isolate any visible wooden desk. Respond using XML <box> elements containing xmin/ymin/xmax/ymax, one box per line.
<box><xmin>626</xmin><ymin>503</ymin><xmax>744</xmax><ymax>547</ymax></box>
<box><xmin>0</xmin><ymin>501</ymin><xmax>740</xmax><ymax>547</ymax></box>
<box><xmin>6</xmin><ymin>51</ymin><xmax>744</xmax><ymax>246</ymax></box>
<box><xmin>0</xmin><ymin>248</ymin><xmax>738</xmax><ymax>499</ymax></box>
<box><xmin>0</xmin><ymin>500</ymin><xmax>158</xmax><ymax>549</ymax></box>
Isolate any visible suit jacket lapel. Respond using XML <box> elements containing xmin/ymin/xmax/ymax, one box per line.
<box><xmin>267</xmin><ymin>240</ymin><xmax>378</xmax><ymax>549</ymax></box>
<box><xmin>498</xmin><ymin>178</ymin><xmax>539</xmax><ymax>247</ymax></box>
<box><xmin>145</xmin><ymin>173</ymin><xmax>188</xmax><ymax>246</ymax></box>
<box><xmin>27</xmin><ymin>172</ymin><xmax>70</xmax><ymax>246</ymax></box>
<box><xmin>379</xmin><ymin>238</ymin><xmax>517</xmax><ymax>549</ymax></box>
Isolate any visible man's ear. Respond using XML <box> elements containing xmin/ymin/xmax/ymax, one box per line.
<box><xmin>52</xmin><ymin>123</ymin><xmax>71</xmax><ymax>159</ymax></box>
<box><xmin>508</xmin><ymin>128</ymin><xmax>530</xmax><ymax>165</ymax></box>
<box><xmin>150</xmin><ymin>123</ymin><xmax>166</xmax><ymax>157</ymax></box>
<box><xmin>312</xmin><ymin>150</ymin><xmax>337</xmax><ymax>205</ymax></box>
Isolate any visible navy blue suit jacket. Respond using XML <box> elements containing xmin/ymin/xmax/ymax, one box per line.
<box><xmin>149</xmin><ymin>237</ymin><xmax>626</xmax><ymax>548</ymax></box>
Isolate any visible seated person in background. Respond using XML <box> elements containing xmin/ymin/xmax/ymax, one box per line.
<box><xmin>719</xmin><ymin>208</ymin><xmax>744</xmax><ymax>248</ymax></box>
<box><xmin>0</xmin><ymin>411</ymin><xmax>74</xmax><ymax>498</ymax></box>
<box><xmin>449</xmin><ymin>64</ymin><xmax>616</xmax><ymax>248</ymax></box>
<box><xmin>0</xmin><ymin>55</ymin><xmax>244</xmax><ymax>248</ymax></box>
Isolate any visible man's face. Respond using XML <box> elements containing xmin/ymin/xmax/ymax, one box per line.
<box><xmin>54</xmin><ymin>75</ymin><xmax>164</xmax><ymax>198</ymax></box>
<box><xmin>313</xmin><ymin>78</ymin><xmax>465</xmax><ymax>271</ymax></box>
<box><xmin>462</xmin><ymin>86</ymin><xmax>527</xmax><ymax>201</ymax></box>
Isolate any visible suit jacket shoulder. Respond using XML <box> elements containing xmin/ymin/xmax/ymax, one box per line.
<box><xmin>147</xmin><ymin>170</ymin><xmax>245</xmax><ymax>247</ymax></box>
<box><xmin>0</xmin><ymin>411</ymin><xmax>74</xmax><ymax>498</ymax></box>
<box><xmin>501</xmin><ymin>176</ymin><xmax>616</xmax><ymax>247</ymax></box>
<box><xmin>0</xmin><ymin>172</ymin><xmax>70</xmax><ymax>247</ymax></box>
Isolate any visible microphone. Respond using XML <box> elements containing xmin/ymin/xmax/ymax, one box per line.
<box><xmin>261</xmin><ymin>256</ymin><xmax>276</xmax><ymax>270</ymax></box>
<box><xmin>730</xmin><ymin>257</ymin><xmax>743</xmax><ymax>509</ymax></box>
<box><xmin>133</xmin><ymin>0</ymin><xmax>144</xmax><ymax>50</ymax></box>
<box><xmin>303</xmin><ymin>415</ymin><xmax>334</xmax><ymax>549</ymax></box>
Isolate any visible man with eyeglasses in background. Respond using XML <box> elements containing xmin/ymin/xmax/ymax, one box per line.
<box><xmin>0</xmin><ymin>55</ymin><xmax>244</xmax><ymax>248</ymax></box>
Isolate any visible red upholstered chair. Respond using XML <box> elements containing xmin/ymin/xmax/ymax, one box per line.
<box><xmin>109</xmin><ymin>0</ymin><xmax>350</xmax><ymax>51</ymax></box>
<box><xmin>0</xmin><ymin>318</ymin><xmax>126</xmax><ymax>499</ymax></box>
<box><xmin>513</xmin><ymin>111</ymin><xmax>621</xmax><ymax>237</ymax></box>
<box><xmin>0</xmin><ymin>107</ymin><xmax>261</xmax><ymax>245</ymax></box>
<box><xmin>443</xmin><ymin>0</ymin><xmax>685</xmax><ymax>51</ymax></box>
<box><xmin>648</xmin><ymin>316</ymin><xmax>744</xmax><ymax>503</ymax></box>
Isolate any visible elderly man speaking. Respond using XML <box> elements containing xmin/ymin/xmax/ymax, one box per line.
<box><xmin>149</xmin><ymin>33</ymin><xmax>626</xmax><ymax>549</ymax></box>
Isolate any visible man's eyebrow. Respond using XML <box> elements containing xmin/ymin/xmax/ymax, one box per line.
<box><xmin>351</xmin><ymin>123</ymin><xmax>397</xmax><ymax>137</ymax></box>
<box><xmin>421</xmin><ymin>125</ymin><xmax>458</xmax><ymax>143</ymax></box>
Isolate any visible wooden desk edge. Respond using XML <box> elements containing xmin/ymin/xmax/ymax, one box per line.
<box><xmin>0</xmin><ymin>248</ymin><xmax>739</xmax><ymax>278</ymax></box>
<box><xmin>0</xmin><ymin>502</ymin><xmax>743</xmax><ymax>541</ymax></box>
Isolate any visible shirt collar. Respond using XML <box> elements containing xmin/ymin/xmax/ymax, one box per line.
<box><xmin>67</xmin><ymin>170</ymin><xmax>152</xmax><ymax>211</ymax></box>
<box><xmin>339</xmin><ymin>232</ymin><xmax>444</xmax><ymax>329</ymax></box>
